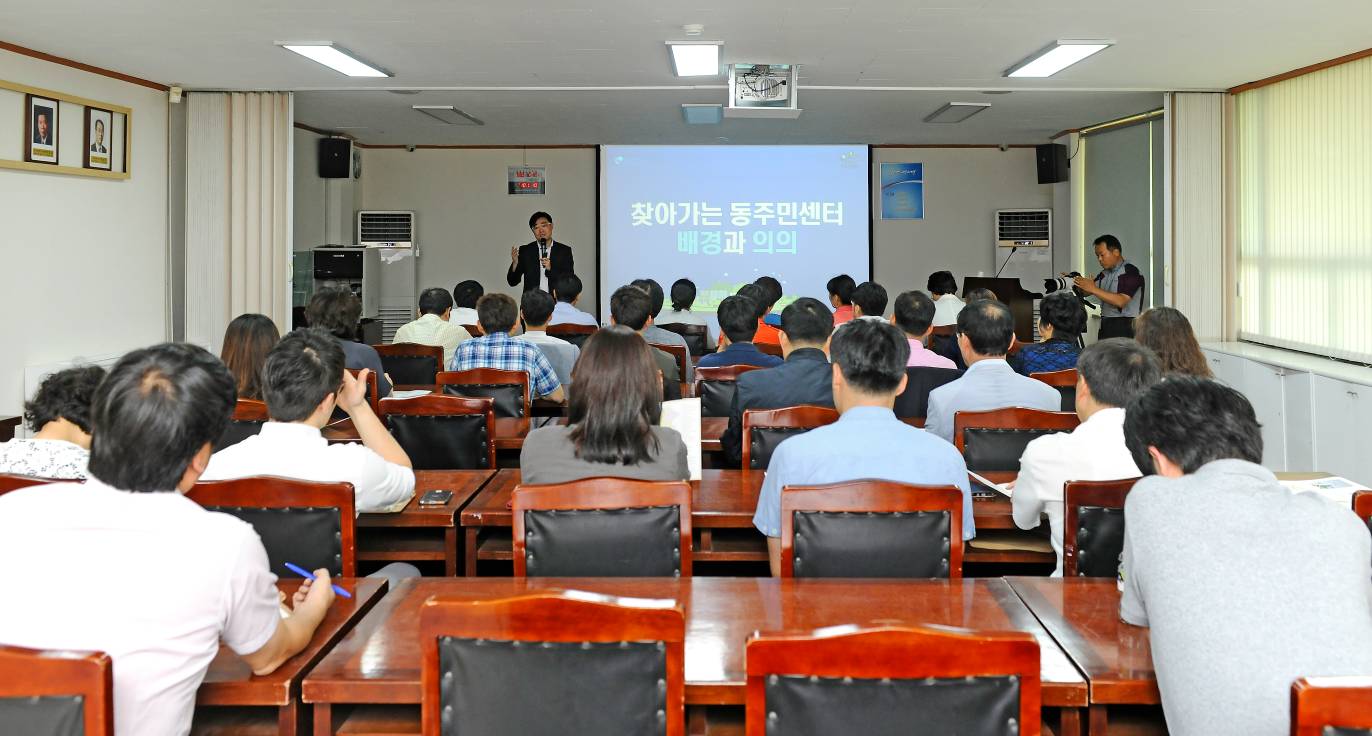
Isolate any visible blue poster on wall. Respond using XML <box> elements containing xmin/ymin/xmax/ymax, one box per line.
<box><xmin>879</xmin><ymin>162</ymin><xmax>924</xmax><ymax>219</ymax></box>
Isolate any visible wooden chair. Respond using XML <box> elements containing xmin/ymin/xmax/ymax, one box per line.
<box><xmin>953</xmin><ymin>407</ymin><xmax>1080</xmax><ymax>472</ymax></box>
<box><xmin>345</xmin><ymin>368</ymin><xmax>382</xmax><ymax>417</ymax></box>
<box><xmin>438</xmin><ymin>368</ymin><xmax>531</xmax><ymax>418</ymax></box>
<box><xmin>780</xmin><ymin>481</ymin><xmax>964</xmax><ymax>579</ymax></box>
<box><xmin>656</xmin><ymin>322</ymin><xmax>712</xmax><ymax>356</ymax></box>
<box><xmin>384</xmin><ymin>394</ymin><xmax>496</xmax><ymax>469</ymax></box>
<box><xmin>930</xmin><ymin>325</ymin><xmax>957</xmax><ymax>338</ymax></box>
<box><xmin>373</xmin><ymin>343</ymin><xmax>445</xmax><ymax>385</ymax></box>
<box><xmin>0</xmin><ymin>473</ymin><xmax>62</xmax><ymax>495</ymax></box>
<box><xmin>0</xmin><ymin>644</ymin><xmax>113</xmax><ymax>736</ymax></box>
<box><xmin>745</xmin><ymin>625</ymin><xmax>1040</xmax><ymax>736</ymax></box>
<box><xmin>694</xmin><ymin>364</ymin><xmax>764</xmax><ymax>417</ymax></box>
<box><xmin>214</xmin><ymin>398</ymin><xmax>270</xmax><ymax>452</ymax></box>
<box><xmin>1292</xmin><ymin>676</ymin><xmax>1372</xmax><ymax>735</ymax></box>
<box><xmin>459</xmin><ymin>323</ymin><xmax>481</xmax><ymax>337</ymax></box>
<box><xmin>741</xmin><ymin>405</ymin><xmax>840</xmax><ymax>471</ymax></box>
<box><xmin>512</xmin><ymin>478</ymin><xmax>693</xmax><ymax>577</ymax></box>
<box><xmin>757</xmin><ymin>342</ymin><xmax>784</xmax><ymax>358</ymax></box>
<box><xmin>420</xmin><ymin>591</ymin><xmax>685</xmax><ymax>736</ymax></box>
<box><xmin>649</xmin><ymin>342</ymin><xmax>690</xmax><ymax>382</ymax></box>
<box><xmin>1353</xmin><ymin>490</ymin><xmax>1372</xmax><ymax>528</ymax></box>
<box><xmin>1063</xmin><ymin>478</ymin><xmax>1140</xmax><ymax>578</ymax></box>
<box><xmin>188</xmin><ymin>476</ymin><xmax>357</xmax><ymax>577</ymax></box>
<box><xmin>1031</xmin><ymin>368</ymin><xmax>1078</xmax><ymax>412</ymax></box>
<box><xmin>546</xmin><ymin>323</ymin><xmax>597</xmax><ymax>348</ymax></box>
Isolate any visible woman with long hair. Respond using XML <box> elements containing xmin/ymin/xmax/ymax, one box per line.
<box><xmin>520</xmin><ymin>325</ymin><xmax>689</xmax><ymax>484</ymax></box>
<box><xmin>1134</xmin><ymin>307</ymin><xmax>1213</xmax><ymax>377</ymax></box>
<box><xmin>219</xmin><ymin>314</ymin><xmax>280</xmax><ymax>400</ymax></box>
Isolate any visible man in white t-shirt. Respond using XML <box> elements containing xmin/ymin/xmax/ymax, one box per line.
<box><xmin>450</xmin><ymin>279</ymin><xmax>484</xmax><ymax>328</ymax></box>
<box><xmin>928</xmin><ymin>270</ymin><xmax>966</xmax><ymax>327</ymax></box>
<box><xmin>0</xmin><ymin>343</ymin><xmax>334</xmax><ymax>736</ymax></box>
<box><xmin>1012</xmin><ymin>339</ymin><xmax>1161</xmax><ymax>575</ymax></box>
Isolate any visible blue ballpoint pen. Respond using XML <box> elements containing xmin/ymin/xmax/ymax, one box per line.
<box><xmin>283</xmin><ymin>561</ymin><xmax>353</xmax><ymax>599</ymax></box>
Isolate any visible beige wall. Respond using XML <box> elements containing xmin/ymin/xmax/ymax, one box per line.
<box><xmin>0</xmin><ymin>49</ymin><xmax>168</xmax><ymax>415</ymax></box>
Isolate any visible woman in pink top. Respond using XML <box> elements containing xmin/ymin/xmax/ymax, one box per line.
<box><xmin>827</xmin><ymin>274</ymin><xmax>856</xmax><ymax>326</ymax></box>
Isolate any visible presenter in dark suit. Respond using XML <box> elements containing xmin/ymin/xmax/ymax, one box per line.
<box><xmin>507</xmin><ymin>211</ymin><xmax>574</xmax><ymax>293</ymax></box>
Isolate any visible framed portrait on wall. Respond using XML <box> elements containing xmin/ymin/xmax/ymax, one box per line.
<box><xmin>84</xmin><ymin>106</ymin><xmax>114</xmax><ymax>170</ymax></box>
<box><xmin>25</xmin><ymin>94</ymin><xmax>59</xmax><ymax>165</ymax></box>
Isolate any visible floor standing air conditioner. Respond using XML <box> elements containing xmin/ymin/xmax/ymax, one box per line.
<box><xmin>994</xmin><ymin>208</ymin><xmax>1053</xmax><ymax>341</ymax></box>
<box><xmin>357</xmin><ymin>211</ymin><xmax>417</xmax><ymax>343</ymax></box>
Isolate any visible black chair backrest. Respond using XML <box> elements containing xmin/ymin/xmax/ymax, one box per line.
<box><xmin>657</xmin><ymin>322</ymin><xmax>710</xmax><ymax>356</ymax></box>
<box><xmin>205</xmin><ymin>505</ymin><xmax>345</xmax><ymax>576</ymax></box>
<box><xmin>963</xmin><ymin>428</ymin><xmax>1062</xmax><ymax>472</ymax></box>
<box><xmin>792</xmin><ymin>511</ymin><xmax>953</xmax><ymax>578</ymax></box>
<box><xmin>387</xmin><ymin>413</ymin><xmax>493</xmax><ymax>470</ymax></box>
<box><xmin>764</xmin><ymin>672</ymin><xmax>1020</xmax><ymax>736</ymax></box>
<box><xmin>522</xmin><ymin>506</ymin><xmax>684</xmax><ymax>577</ymax></box>
<box><xmin>893</xmin><ymin>367</ymin><xmax>964</xmax><ymax>419</ymax></box>
<box><xmin>697</xmin><ymin>380</ymin><xmax>738</xmax><ymax>418</ymax></box>
<box><xmin>749</xmin><ymin>427</ymin><xmax>811</xmax><ymax>471</ymax></box>
<box><xmin>214</xmin><ymin>419</ymin><xmax>264</xmax><ymax>452</ymax></box>
<box><xmin>379</xmin><ymin>353</ymin><xmax>440</xmax><ymax>385</ymax></box>
<box><xmin>444</xmin><ymin>383</ymin><xmax>522</xmax><ymax>418</ymax></box>
<box><xmin>1071</xmin><ymin>506</ymin><xmax>1125</xmax><ymax>578</ymax></box>
<box><xmin>1054</xmin><ymin>385</ymin><xmax>1075</xmax><ymax>412</ymax></box>
<box><xmin>0</xmin><ymin>644</ymin><xmax>112</xmax><ymax>736</ymax></box>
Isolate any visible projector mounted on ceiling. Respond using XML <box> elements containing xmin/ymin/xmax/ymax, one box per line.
<box><xmin>725</xmin><ymin>64</ymin><xmax>802</xmax><ymax>119</ymax></box>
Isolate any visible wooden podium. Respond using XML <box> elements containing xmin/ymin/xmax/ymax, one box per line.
<box><xmin>962</xmin><ymin>276</ymin><xmax>1041</xmax><ymax>343</ymax></box>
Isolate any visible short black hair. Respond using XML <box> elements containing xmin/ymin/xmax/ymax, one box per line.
<box><xmin>88</xmin><ymin>343</ymin><xmax>236</xmax><ymax>492</ymax></box>
<box><xmin>830</xmin><ymin>318</ymin><xmax>909</xmax><ymax>395</ymax></box>
<box><xmin>736</xmin><ymin>284</ymin><xmax>769</xmax><ymax>320</ymax></box>
<box><xmin>781</xmin><ymin>297</ymin><xmax>834</xmax><ymax>346</ymax></box>
<box><xmin>1094</xmin><ymin>234</ymin><xmax>1122</xmax><ymax>252</ymax></box>
<box><xmin>452</xmin><ymin>280</ymin><xmax>484</xmax><ymax>309</ymax></box>
<box><xmin>956</xmin><ymin>300</ymin><xmax>1014</xmax><ymax>356</ymax></box>
<box><xmin>1077</xmin><ymin>339</ymin><xmax>1161</xmax><ymax>409</ymax></box>
<box><xmin>927</xmin><ymin>271</ymin><xmax>958</xmax><ymax>296</ymax></box>
<box><xmin>24</xmin><ymin>365</ymin><xmax>106</xmax><ymax>434</ymax></box>
<box><xmin>753</xmin><ymin>276</ymin><xmax>782</xmax><ymax>312</ymax></box>
<box><xmin>477</xmin><ymin>293</ymin><xmax>519</xmax><ymax>334</ymax></box>
<box><xmin>717</xmin><ymin>295</ymin><xmax>759</xmax><ymax>344</ymax></box>
<box><xmin>851</xmin><ymin>281</ymin><xmax>888</xmax><ymax>317</ymax></box>
<box><xmin>520</xmin><ymin>289</ymin><xmax>556</xmax><ymax>327</ymax></box>
<box><xmin>306</xmin><ymin>288</ymin><xmax>360</xmax><ymax>339</ymax></box>
<box><xmin>551</xmin><ymin>273</ymin><xmax>583</xmax><ymax>303</ymax></box>
<box><xmin>892</xmin><ymin>290</ymin><xmax>937</xmax><ymax>337</ymax></box>
<box><xmin>262</xmin><ymin>328</ymin><xmax>345</xmax><ymax>423</ymax></box>
<box><xmin>826</xmin><ymin>274</ymin><xmax>856</xmax><ymax>305</ymax></box>
<box><xmin>610</xmin><ymin>285</ymin><xmax>653</xmax><ymax>330</ymax></box>
<box><xmin>529</xmin><ymin>211</ymin><xmax>553</xmax><ymax>230</ymax></box>
<box><xmin>669</xmin><ymin>278</ymin><xmax>696</xmax><ymax>311</ymax></box>
<box><xmin>1124</xmin><ymin>376</ymin><xmax>1262</xmax><ymax>475</ymax></box>
<box><xmin>631</xmin><ymin>278</ymin><xmax>666</xmax><ymax>318</ymax></box>
<box><xmin>418</xmin><ymin>287</ymin><xmax>454</xmax><ymax>316</ymax></box>
<box><xmin>1038</xmin><ymin>290</ymin><xmax>1087</xmax><ymax>336</ymax></box>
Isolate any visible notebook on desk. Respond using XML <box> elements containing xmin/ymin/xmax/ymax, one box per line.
<box><xmin>968</xmin><ymin>470</ymin><xmax>1013</xmax><ymax>498</ymax></box>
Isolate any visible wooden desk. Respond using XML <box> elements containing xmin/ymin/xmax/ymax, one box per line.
<box><xmin>323</xmin><ymin>416</ymin><xmax>530</xmax><ymax>451</ymax></box>
<box><xmin>191</xmin><ymin>577</ymin><xmax>386</xmax><ymax>736</ymax></box>
<box><xmin>0</xmin><ymin>415</ymin><xmax>20</xmax><ymax>442</ymax></box>
<box><xmin>357</xmin><ymin>470</ymin><xmax>495</xmax><ymax>576</ymax></box>
<box><xmin>302</xmin><ymin>577</ymin><xmax>1088</xmax><ymax>735</ymax></box>
<box><xmin>1008</xmin><ymin>577</ymin><xmax>1157</xmax><ymax>736</ymax></box>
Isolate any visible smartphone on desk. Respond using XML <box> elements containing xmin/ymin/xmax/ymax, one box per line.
<box><xmin>419</xmin><ymin>489</ymin><xmax>453</xmax><ymax>506</ymax></box>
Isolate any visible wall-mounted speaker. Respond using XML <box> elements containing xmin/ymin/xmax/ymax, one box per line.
<box><xmin>1035</xmin><ymin>143</ymin><xmax>1069</xmax><ymax>184</ymax></box>
<box><xmin>318</xmin><ymin>138</ymin><xmax>352</xmax><ymax>179</ymax></box>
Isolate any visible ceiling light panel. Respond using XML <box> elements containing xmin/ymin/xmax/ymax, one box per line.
<box><xmin>1004</xmin><ymin>40</ymin><xmax>1113</xmax><ymax>78</ymax></box>
<box><xmin>667</xmin><ymin>41</ymin><xmax>722</xmax><ymax>77</ymax></box>
<box><xmin>280</xmin><ymin>44</ymin><xmax>391</xmax><ymax>78</ymax></box>
<box><xmin>923</xmin><ymin>102</ymin><xmax>991</xmax><ymax>124</ymax></box>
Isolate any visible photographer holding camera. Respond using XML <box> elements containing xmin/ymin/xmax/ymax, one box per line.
<box><xmin>1064</xmin><ymin>234</ymin><xmax>1145</xmax><ymax>339</ymax></box>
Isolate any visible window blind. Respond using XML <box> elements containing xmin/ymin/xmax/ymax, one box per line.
<box><xmin>1236</xmin><ymin>56</ymin><xmax>1372</xmax><ymax>362</ymax></box>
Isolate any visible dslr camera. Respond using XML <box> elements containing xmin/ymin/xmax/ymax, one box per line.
<box><xmin>1044</xmin><ymin>272</ymin><xmax>1092</xmax><ymax>307</ymax></box>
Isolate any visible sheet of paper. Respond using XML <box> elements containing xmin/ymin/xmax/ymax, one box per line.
<box><xmin>1279</xmin><ymin>476</ymin><xmax>1369</xmax><ymax>507</ymax></box>
<box><xmin>967</xmin><ymin>469</ymin><xmax>1013</xmax><ymax>497</ymax></box>
<box><xmin>382</xmin><ymin>389</ymin><xmax>433</xmax><ymax>401</ymax></box>
<box><xmin>659</xmin><ymin>398</ymin><xmax>702</xmax><ymax>481</ymax></box>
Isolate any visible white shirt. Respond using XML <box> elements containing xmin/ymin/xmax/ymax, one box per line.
<box><xmin>0</xmin><ymin>438</ymin><xmax>89</xmax><ymax>479</ymax></box>
<box><xmin>653</xmin><ymin>309</ymin><xmax>714</xmax><ymax>344</ymax></box>
<box><xmin>201</xmin><ymin>422</ymin><xmax>415</xmax><ymax>514</ymax></box>
<box><xmin>1011</xmin><ymin>407</ymin><xmax>1141</xmax><ymax>576</ymax></box>
<box><xmin>0</xmin><ymin>478</ymin><xmax>280</xmax><ymax>736</ymax></box>
<box><xmin>449</xmin><ymin>307</ymin><xmax>479</xmax><ymax>328</ymax></box>
<box><xmin>548</xmin><ymin>300</ymin><xmax>598</xmax><ymax>327</ymax></box>
<box><xmin>932</xmin><ymin>294</ymin><xmax>966</xmax><ymax>327</ymax></box>
<box><xmin>392</xmin><ymin>313</ymin><xmax>471</xmax><ymax>368</ymax></box>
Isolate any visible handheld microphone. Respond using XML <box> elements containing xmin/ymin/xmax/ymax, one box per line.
<box><xmin>538</xmin><ymin>238</ymin><xmax>548</xmax><ymax>260</ymax></box>
<box><xmin>993</xmin><ymin>246</ymin><xmax>1019</xmax><ymax>279</ymax></box>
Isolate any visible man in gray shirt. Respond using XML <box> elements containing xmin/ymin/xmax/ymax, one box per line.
<box><xmin>633</xmin><ymin>278</ymin><xmax>694</xmax><ymax>382</ymax></box>
<box><xmin>1120</xmin><ymin>376</ymin><xmax>1372</xmax><ymax>736</ymax></box>
<box><xmin>1070</xmin><ymin>234</ymin><xmax>1144</xmax><ymax>339</ymax></box>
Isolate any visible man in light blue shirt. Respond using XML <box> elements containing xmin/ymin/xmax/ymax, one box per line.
<box><xmin>925</xmin><ymin>299</ymin><xmax>1061</xmax><ymax>444</ymax></box>
<box><xmin>548</xmin><ymin>274</ymin><xmax>599</xmax><ymax>327</ymax></box>
<box><xmin>518</xmin><ymin>289</ymin><xmax>580</xmax><ymax>387</ymax></box>
<box><xmin>752</xmin><ymin>319</ymin><xmax>974</xmax><ymax>575</ymax></box>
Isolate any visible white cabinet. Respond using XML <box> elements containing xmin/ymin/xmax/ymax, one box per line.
<box><xmin>1202</xmin><ymin>349</ymin><xmax>1243</xmax><ymax>388</ymax></box>
<box><xmin>1240</xmin><ymin>360</ymin><xmax>1289</xmax><ymax>470</ymax></box>
<box><xmin>1311</xmin><ymin>375</ymin><xmax>1372</xmax><ymax>486</ymax></box>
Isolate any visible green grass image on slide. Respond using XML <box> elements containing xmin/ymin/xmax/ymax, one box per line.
<box><xmin>691</xmin><ymin>281</ymin><xmax>799</xmax><ymax>313</ymax></box>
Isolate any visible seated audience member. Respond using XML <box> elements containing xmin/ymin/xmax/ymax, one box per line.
<box><xmin>720</xmin><ymin>297</ymin><xmax>835</xmax><ymax>466</ymax></box>
<box><xmin>220</xmin><ymin>313</ymin><xmax>280</xmax><ymax>400</ymax></box>
<box><xmin>1119</xmin><ymin>376</ymin><xmax>1372</xmax><ymax>735</ymax></box>
<box><xmin>202</xmin><ymin>328</ymin><xmax>416</xmax><ymax>514</ymax></box>
<box><xmin>0</xmin><ymin>343</ymin><xmax>334</xmax><ymax>736</ymax></box>
<box><xmin>850</xmin><ymin>281</ymin><xmax>889</xmax><ymax>320</ymax></box>
<box><xmin>752</xmin><ymin>319</ymin><xmax>974</xmax><ymax>575</ymax></box>
<box><xmin>826</xmin><ymin>274</ymin><xmax>857</xmax><ymax>326</ymax></box>
<box><xmin>697</xmin><ymin>295</ymin><xmax>783</xmax><ymax>369</ymax></box>
<box><xmin>737</xmin><ymin>282</ymin><xmax>782</xmax><ymax>345</ymax></box>
<box><xmin>633</xmin><ymin>278</ymin><xmax>693</xmax><ymax>380</ymax></box>
<box><xmin>392</xmin><ymin>287</ymin><xmax>472</xmax><ymax>368</ymax></box>
<box><xmin>1011</xmin><ymin>290</ymin><xmax>1086</xmax><ymax>376</ymax></box>
<box><xmin>1134</xmin><ymin>306</ymin><xmax>1213</xmax><ymax>377</ymax></box>
<box><xmin>518</xmin><ymin>289</ymin><xmax>580</xmax><ymax>387</ymax></box>
<box><xmin>966</xmin><ymin>287</ymin><xmax>998</xmax><ymax>303</ymax></box>
<box><xmin>450</xmin><ymin>280</ymin><xmax>483</xmax><ymax>327</ymax></box>
<box><xmin>653</xmin><ymin>278</ymin><xmax>713</xmax><ymax>343</ymax></box>
<box><xmin>548</xmin><ymin>273</ymin><xmax>598</xmax><ymax>327</ymax></box>
<box><xmin>0</xmin><ymin>365</ymin><xmax>105</xmax><ymax>479</ymax></box>
<box><xmin>451</xmin><ymin>293</ymin><xmax>565</xmax><ymax>402</ymax></box>
<box><xmin>1012</xmin><ymin>339</ymin><xmax>1160</xmax><ymax>575</ymax></box>
<box><xmin>521</xmin><ymin>326</ymin><xmax>689</xmax><ymax>484</ymax></box>
<box><xmin>892</xmin><ymin>290</ymin><xmax>956</xmax><ymax>369</ymax></box>
<box><xmin>609</xmin><ymin>285</ymin><xmax>681</xmax><ymax>401</ymax></box>
<box><xmin>925</xmin><ymin>300</ymin><xmax>1061</xmax><ymax>444</ymax></box>
<box><xmin>306</xmin><ymin>288</ymin><xmax>392</xmax><ymax>397</ymax></box>
<box><xmin>755</xmin><ymin>276</ymin><xmax>785</xmax><ymax>327</ymax></box>
<box><xmin>928</xmin><ymin>270</ymin><xmax>965</xmax><ymax>327</ymax></box>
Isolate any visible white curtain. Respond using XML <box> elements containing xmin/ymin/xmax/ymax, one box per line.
<box><xmin>185</xmin><ymin>92</ymin><xmax>292</xmax><ymax>354</ymax></box>
<box><xmin>1168</xmin><ymin>92</ymin><xmax>1226</xmax><ymax>341</ymax></box>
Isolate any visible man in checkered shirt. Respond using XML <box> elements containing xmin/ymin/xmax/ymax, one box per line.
<box><xmin>449</xmin><ymin>293</ymin><xmax>565</xmax><ymax>403</ymax></box>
